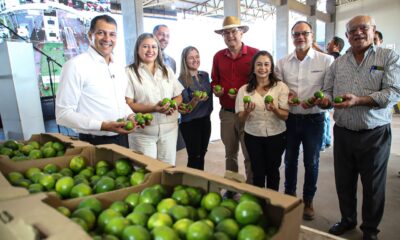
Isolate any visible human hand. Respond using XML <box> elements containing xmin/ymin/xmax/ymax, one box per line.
<box><xmin>213</xmin><ymin>86</ymin><xmax>224</xmax><ymax>97</ymax></box>
<box><xmin>288</xmin><ymin>91</ymin><xmax>301</xmax><ymax>106</ymax></box>
<box><xmin>244</xmin><ymin>102</ymin><xmax>255</xmax><ymax>113</ymax></box>
<box><xmin>101</xmin><ymin>120</ymin><xmax>136</xmax><ymax>134</ymax></box>
<box><xmin>333</xmin><ymin>93</ymin><xmax>358</xmax><ymax>109</ymax></box>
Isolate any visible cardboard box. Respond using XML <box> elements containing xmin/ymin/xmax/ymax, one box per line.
<box><xmin>0</xmin><ymin>133</ymin><xmax>90</xmax><ymax>162</ymax></box>
<box><xmin>0</xmin><ymin>193</ymin><xmax>90</xmax><ymax>240</ymax></box>
<box><xmin>46</xmin><ymin>166</ymin><xmax>302</xmax><ymax>240</ymax></box>
<box><xmin>0</xmin><ymin>144</ymin><xmax>171</xmax><ymax>206</ymax></box>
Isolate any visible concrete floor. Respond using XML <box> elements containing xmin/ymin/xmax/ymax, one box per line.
<box><xmin>176</xmin><ymin>114</ymin><xmax>400</xmax><ymax>240</ymax></box>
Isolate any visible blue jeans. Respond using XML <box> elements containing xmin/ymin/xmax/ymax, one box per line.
<box><xmin>284</xmin><ymin>113</ymin><xmax>324</xmax><ymax>200</ymax></box>
<box><xmin>321</xmin><ymin>111</ymin><xmax>332</xmax><ymax>148</ymax></box>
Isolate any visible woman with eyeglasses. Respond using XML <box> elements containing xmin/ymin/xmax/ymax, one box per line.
<box><xmin>235</xmin><ymin>50</ymin><xmax>289</xmax><ymax>191</ymax></box>
<box><xmin>178</xmin><ymin>46</ymin><xmax>213</xmax><ymax>170</ymax></box>
<box><xmin>125</xmin><ymin>33</ymin><xmax>184</xmax><ymax>166</ymax></box>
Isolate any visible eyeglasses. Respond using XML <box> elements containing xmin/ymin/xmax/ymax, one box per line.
<box><xmin>222</xmin><ymin>28</ymin><xmax>241</xmax><ymax>36</ymax></box>
<box><xmin>292</xmin><ymin>31</ymin><xmax>312</xmax><ymax>38</ymax></box>
<box><xmin>347</xmin><ymin>24</ymin><xmax>373</xmax><ymax>35</ymax></box>
<box><xmin>94</xmin><ymin>30</ymin><xmax>117</xmax><ymax>39</ymax></box>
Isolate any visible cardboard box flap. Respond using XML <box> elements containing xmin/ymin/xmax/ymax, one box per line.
<box><xmin>0</xmin><ymin>193</ymin><xmax>90</xmax><ymax>240</ymax></box>
<box><xmin>0</xmin><ymin>186</ymin><xmax>29</xmax><ymax>201</ymax></box>
<box><xmin>43</xmin><ymin>133</ymin><xmax>92</xmax><ymax>148</ymax></box>
<box><xmin>96</xmin><ymin>144</ymin><xmax>172</xmax><ymax>171</ymax></box>
<box><xmin>164</xmin><ymin>167</ymin><xmax>301</xmax><ymax>210</ymax></box>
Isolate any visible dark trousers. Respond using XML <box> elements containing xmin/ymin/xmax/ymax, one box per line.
<box><xmin>244</xmin><ymin>131</ymin><xmax>286</xmax><ymax>191</ymax></box>
<box><xmin>179</xmin><ymin>115</ymin><xmax>211</xmax><ymax>170</ymax></box>
<box><xmin>79</xmin><ymin>133</ymin><xmax>129</xmax><ymax>148</ymax></box>
<box><xmin>333</xmin><ymin>124</ymin><xmax>391</xmax><ymax>235</ymax></box>
<box><xmin>284</xmin><ymin>113</ymin><xmax>324</xmax><ymax>200</ymax></box>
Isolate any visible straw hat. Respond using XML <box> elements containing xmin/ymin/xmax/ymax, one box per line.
<box><xmin>214</xmin><ymin>16</ymin><xmax>249</xmax><ymax>34</ymax></box>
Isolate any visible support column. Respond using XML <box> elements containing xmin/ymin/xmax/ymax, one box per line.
<box><xmin>276</xmin><ymin>3</ymin><xmax>289</xmax><ymax>60</ymax></box>
<box><xmin>306</xmin><ymin>0</ymin><xmax>317</xmax><ymax>36</ymax></box>
<box><xmin>121</xmin><ymin>0</ymin><xmax>144</xmax><ymax>65</ymax></box>
<box><xmin>325</xmin><ymin>0</ymin><xmax>336</xmax><ymax>43</ymax></box>
<box><xmin>223</xmin><ymin>0</ymin><xmax>241</xmax><ymax>17</ymax></box>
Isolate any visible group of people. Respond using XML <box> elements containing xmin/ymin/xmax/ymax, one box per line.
<box><xmin>55</xmin><ymin>14</ymin><xmax>400</xmax><ymax>240</ymax></box>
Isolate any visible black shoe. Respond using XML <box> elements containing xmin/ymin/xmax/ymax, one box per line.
<box><xmin>222</xmin><ymin>191</ymin><xmax>234</xmax><ymax>199</ymax></box>
<box><xmin>363</xmin><ymin>233</ymin><xmax>378</xmax><ymax>240</ymax></box>
<box><xmin>329</xmin><ymin>221</ymin><xmax>357</xmax><ymax>235</ymax></box>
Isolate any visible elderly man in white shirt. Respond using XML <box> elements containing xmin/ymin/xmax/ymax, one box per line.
<box><xmin>275</xmin><ymin>20</ymin><xmax>334</xmax><ymax>221</ymax></box>
<box><xmin>56</xmin><ymin>15</ymin><xmax>135</xmax><ymax>147</ymax></box>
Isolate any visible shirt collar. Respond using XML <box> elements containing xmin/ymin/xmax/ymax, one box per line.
<box><xmin>224</xmin><ymin>42</ymin><xmax>247</xmax><ymax>58</ymax></box>
<box><xmin>88</xmin><ymin>46</ymin><xmax>114</xmax><ymax>64</ymax></box>
<box><xmin>289</xmin><ymin>47</ymin><xmax>316</xmax><ymax>61</ymax></box>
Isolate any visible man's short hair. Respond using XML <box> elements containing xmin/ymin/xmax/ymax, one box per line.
<box><xmin>375</xmin><ymin>30</ymin><xmax>383</xmax><ymax>40</ymax></box>
<box><xmin>153</xmin><ymin>24</ymin><xmax>168</xmax><ymax>34</ymax></box>
<box><xmin>332</xmin><ymin>36</ymin><xmax>345</xmax><ymax>52</ymax></box>
<box><xmin>291</xmin><ymin>20</ymin><xmax>313</xmax><ymax>32</ymax></box>
<box><xmin>89</xmin><ymin>15</ymin><xmax>117</xmax><ymax>32</ymax></box>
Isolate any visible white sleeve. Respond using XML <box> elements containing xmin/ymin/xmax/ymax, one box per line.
<box><xmin>55</xmin><ymin>61</ymin><xmax>102</xmax><ymax>131</ymax></box>
<box><xmin>235</xmin><ymin>85</ymin><xmax>246</xmax><ymax>113</ymax></box>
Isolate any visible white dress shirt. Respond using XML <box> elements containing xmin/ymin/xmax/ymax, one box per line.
<box><xmin>56</xmin><ymin>47</ymin><xmax>133</xmax><ymax>136</ymax></box>
<box><xmin>235</xmin><ymin>82</ymin><xmax>289</xmax><ymax>137</ymax></box>
<box><xmin>275</xmin><ymin>48</ymin><xmax>334</xmax><ymax>114</ymax></box>
<box><xmin>125</xmin><ymin>63</ymin><xmax>184</xmax><ymax>125</ymax></box>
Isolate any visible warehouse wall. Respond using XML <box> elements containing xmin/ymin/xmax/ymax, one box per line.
<box><xmin>335</xmin><ymin>0</ymin><xmax>400</xmax><ymax>54</ymax></box>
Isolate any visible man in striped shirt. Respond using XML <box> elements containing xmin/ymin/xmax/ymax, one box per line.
<box><xmin>317</xmin><ymin>15</ymin><xmax>400</xmax><ymax>240</ymax></box>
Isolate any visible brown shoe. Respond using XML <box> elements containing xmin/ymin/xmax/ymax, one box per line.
<box><xmin>303</xmin><ymin>200</ymin><xmax>315</xmax><ymax>220</ymax></box>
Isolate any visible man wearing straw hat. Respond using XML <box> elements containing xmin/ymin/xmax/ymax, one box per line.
<box><xmin>211</xmin><ymin>16</ymin><xmax>258</xmax><ymax>190</ymax></box>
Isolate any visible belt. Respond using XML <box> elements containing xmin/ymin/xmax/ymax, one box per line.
<box><xmin>79</xmin><ymin>133</ymin><xmax>120</xmax><ymax>140</ymax></box>
<box><xmin>290</xmin><ymin>112</ymin><xmax>324</xmax><ymax>119</ymax></box>
<box><xmin>222</xmin><ymin>108</ymin><xmax>235</xmax><ymax>113</ymax></box>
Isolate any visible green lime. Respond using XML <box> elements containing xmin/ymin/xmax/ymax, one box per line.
<box><xmin>214</xmin><ymin>85</ymin><xmax>222</xmax><ymax>92</ymax></box>
<box><xmin>208</xmin><ymin>206</ymin><xmax>232</xmax><ymax>224</ymax></box>
<box><xmin>173</xmin><ymin>218</ymin><xmax>194</xmax><ymax>239</ymax></box>
<box><xmin>124</xmin><ymin>192</ymin><xmax>141</xmax><ymax>210</ymax></box>
<box><xmin>94</xmin><ymin>176</ymin><xmax>115</xmax><ymax>194</ymax></box>
<box><xmin>133</xmin><ymin>203</ymin><xmax>156</xmax><ymax>216</ymax></box>
<box><xmin>39</xmin><ymin>174</ymin><xmax>55</xmax><ymax>191</ymax></box>
<box><xmin>57</xmin><ymin>206</ymin><xmax>71</xmax><ymax>217</ymax></box>
<box><xmin>78</xmin><ymin>197</ymin><xmax>103</xmax><ymax>215</ymax></box>
<box><xmin>70</xmin><ymin>183</ymin><xmax>92</xmax><ymax>198</ymax></box>
<box><xmin>29</xmin><ymin>149</ymin><xmax>43</xmax><ymax>159</ymax></box>
<box><xmin>264</xmin><ymin>95</ymin><xmax>274</xmax><ymax>104</ymax></box>
<box><xmin>52</xmin><ymin>142</ymin><xmax>65</xmax><ymax>152</ymax></box>
<box><xmin>42</xmin><ymin>147</ymin><xmax>57</xmax><ymax>158</ymax></box>
<box><xmin>55</xmin><ymin>176</ymin><xmax>74</xmax><ymax>197</ymax></box>
<box><xmin>216</xmin><ymin>218</ymin><xmax>240</xmax><ymax>239</ymax></box>
<box><xmin>69</xmin><ymin>156</ymin><xmax>87</xmax><ymax>173</ymax></box>
<box><xmin>172</xmin><ymin>189</ymin><xmax>190</xmax><ymax>205</ymax></box>
<box><xmin>28</xmin><ymin>183</ymin><xmax>44</xmax><ymax>193</ymax></box>
<box><xmin>115</xmin><ymin>159</ymin><xmax>133</xmax><ymax>176</ymax></box>
<box><xmin>234</xmin><ymin>200</ymin><xmax>263</xmax><ymax>225</ymax></box>
<box><xmin>201</xmin><ymin>192</ymin><xmax>222</xmax><ymax>211</ymax></box>
<box><xmin>140</xmin><ymin>187</ymin><xmax>163</xmax><ymax>206</ymax></box>
<box><xmin>186</xmin><ymin>221</ymin><xmax>213</xmax><ymax>240</ymax></box>
<box><xmin>228</xmin><ymin>88</ymin><xmax>237</xmax><ymax>95</ymax></box>
<box><xmin>109</xmin><ymin>200</ymin><xmax>130</xmax><ymax>216</ymax></box>
<box><xmin>43</xmin><ymin>163</ymin><xmax>59</xmax><ymax>174</ymax></box>
<box><xmin>147</xmin><ymin>212</ymin><xmax>173</xmax><ymax>230</ymax></box>
<box><xmin>71</xmin><ymin>207</ymin><xmax>96</xmax><ymax>231</ymax></box>
<box><xmin>7</xmin><ymin>171</ymin><xmax>24</xmax><ymax>185</ymax></box>
<box><xmin>122</xmin><ymin>225</ymin><xmax>151</xmax><ymax>240</ymax></box>
<box><xmin>334</xmin><ymin>96</ymin><xmax>343</xmax><ymax>103</ymax></box>
<box><xmin>28</xmin><ymin>141</ymin><xmax>40</xmax><ymax>149</ymax></box>
<box><xmin>243</xmin><ymin>96</ymin><xmax>251</xmax><ymax>103</ymax></box>
<box><xmin>97</xmin><ymin>209</ymin><xmax>122</xmax><ymax>230</ymax></box>
<box><xmin>157</xmin><ymin>198</ymin><xmax>178</xmax><ymax>214</ymax></box>
<box><xmin>130</xmin><ymin>171</ymin><xmax>146</xmax><ymax>186</ymax></box>
<box><xmin>151</xmin><ymin>226</ymin><xmax>179</xmax><ymax>240</ymax></box>
<box><xmin>237</xmin><ymin>224</ymin><xmax>266</xmax><ymax>240</ymax></box>
<box><xmin>21</xmin><ymin>144</ymin><xmax>34</xmax><ymax>155</ymax></box>
<box><xmin>169</xmin><ymin>205</ymin><xmax>190</xmax><ymax>221</ymax></box>
<box><xmin>126</xmin><ymin>212</ymin><xmax>148</xmax><ymax>227</ymax></box>
<box><xmin>104</xmin><ymin>216</ymin><xmax>130</xmax><ymax>238</ymax></box>
<box><xmin>314</xmin><ymin>90</ymin><xmax>324</xmax><ymax>99</ymax></box>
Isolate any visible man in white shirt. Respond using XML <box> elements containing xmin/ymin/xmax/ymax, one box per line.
<box><xmin>153</xmin><ymin>24</ymin><xmax>176</xmax><ymax>73</ymax></box>
<box><xmin>275</xmin><ymin>21</ymin><xmax>334</xmax><ymax>220</ymax></box>
<box><xmin>56</xmin><ymin>15</ymin><xmax>135</xmax><ymax>146</ymax></box>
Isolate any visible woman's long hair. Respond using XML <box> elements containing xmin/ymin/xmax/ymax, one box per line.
<box><xmin>179</xmin><ymin>46</ymin><xmax>199</xmax><ymax>88</ymax></box>
<box><xmin>246</xmin><ymin>50</ymin><xmax>281</xmax><ymax>93</ymax></box>
<box><xmin>128</xmin><ymin>33</ymin><xmax>168</xmax><ymax>83</ymax></box>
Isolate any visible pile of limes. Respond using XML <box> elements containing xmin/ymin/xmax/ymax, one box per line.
<box><xmin>0</xmin><ymin>140</ymin><xmax>67</xmax><ymax>161</ymax></box>
<box><xmin>6</xmin><ymin>156</ymin><xmax>149</xmax><ymax>199</ymax></box>
<box><xmin>57</xmin><ymin>185</ymin><xmax>278</xmax><ymax>240</ymax></box>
